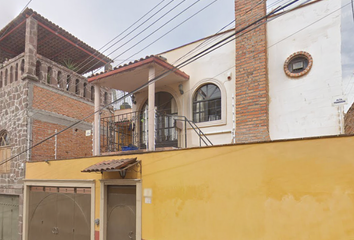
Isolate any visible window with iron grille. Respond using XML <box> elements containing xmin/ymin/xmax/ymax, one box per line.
<box><xmin>193</xmin><ymin>83</ymin><xmax>221</xmax><ymax>123</ymax></box>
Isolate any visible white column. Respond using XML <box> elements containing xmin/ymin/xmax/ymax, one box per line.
<box><xmin>93</xmin><ymin>85</ymin><xmax>101</xmax><ymax>156</ymax></box>
<box><xmin>148</xmin><ymin>67</ymin><xmax>155</xmax><ymax>151</ymax></box>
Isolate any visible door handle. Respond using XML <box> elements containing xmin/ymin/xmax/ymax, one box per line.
<box><xmin>52</xmin><ymin>227</ymin><xmax>59</xmax><ymax>235</ymax></box>
<box><xmin>129</xmin><ymin>231</ymin><xmax>134</xmax><ymax>239</ymax></box>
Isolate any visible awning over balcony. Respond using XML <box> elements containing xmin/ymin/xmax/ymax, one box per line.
<box><xmin>81</xmin><ymin>157</ymin><xmax>138</xmax><ymax>173</ymax></box>
<box><xmin>0</xmin><ymin>8</ymin><xmax>111</xmax><ymax>74</ymax></box>
<box><xmin>87</xmin><ymin>55</ymin><xmax>189</xmax><ymax>92</ymax></box>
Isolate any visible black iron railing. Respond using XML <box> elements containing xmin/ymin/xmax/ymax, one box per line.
<box><xmin>100</xmin><ymin>111</ymin><xmax>212</xmax><ymax>153</ymax></box>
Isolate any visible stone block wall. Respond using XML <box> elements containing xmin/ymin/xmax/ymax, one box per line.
<box><xmin>35</xmin><ymin>54</ymin><xmax>110</xmax><ymax>103</ymax></box>
<box><xmin>0</xmin><ymin>59</ymin><xmax>28</xmax><ymax>240</ymax></box>
<box><xmin>0</xmin><ymin>62</ymin><xmax>28</xmax><ymax>187</ymax></box>
<box><xmin>235</xmin><ymin>0</ymin><xmax>270</xmax><ymax>143</ymax></box>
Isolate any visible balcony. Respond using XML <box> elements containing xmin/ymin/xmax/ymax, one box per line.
<box><xmin>100</xmin><ymin>110</ymin><xmax>213</xmax><ymax>154</ymax></box>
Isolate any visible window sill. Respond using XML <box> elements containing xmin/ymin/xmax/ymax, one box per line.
<box><xmin>188</xmin><ymin>119</ymin><xmax>226</xmax><ymax>129</ymax></box>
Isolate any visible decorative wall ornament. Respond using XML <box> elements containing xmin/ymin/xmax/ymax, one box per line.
<box><xmin>284</xmin><ymin>51</ymin><xmax>313</xmax><ymax>78</ymax></box>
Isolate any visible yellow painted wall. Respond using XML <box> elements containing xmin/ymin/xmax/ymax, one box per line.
<box><xmin>26</xmin><ymin>136</ymin><xmax>354</xmax><ymax>239</ymax></box>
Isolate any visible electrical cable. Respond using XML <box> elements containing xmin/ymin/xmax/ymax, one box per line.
<box><xmin>17</xmin><ymin>0</ymin><xmax>218</xmax><ymax>125</ymax></box>
<box><xmin>114</xmin><ymin>0</ymin><xmax>217</xmax><ymax>68</ymax></box>
<box><xmin>0</xmin><ymin>0</ymin><xmax>33</xmax><ymax>40</ymax></box>
<box><xmin>80</xmin><ymin>0</ymin><xmax>188</xmax><ymax>74</ymax></box>
<box><xmin>351</xmin><ymin>0</ymin><xmax>354</xmax><ymax>23</ymax></box>
<box><xmin>104</xmin><ymin>0</ymin><xmax>202</xmax><ymax>70</ymax></box>
<box><xmin>75</xmin><ymin>0</ymin><xmax>172</xmax><ymax>73</ymax></box>
<box><xmin>0</xmin><ymin>0</ymin><xmax>302</xmax><ymax>166</ymax></box>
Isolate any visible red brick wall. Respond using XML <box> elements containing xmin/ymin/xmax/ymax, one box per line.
<box><xmin>235</xmin><ymin>0</ymin><xmax>270</xmax><ymax>143</ymax></box>
<box><xmin>31</xmin><ymin>85</ymin><xmax>111</xmax><ymax>161</ymax></box>
<box><xmin>345</xmin><ymin>104</ymin><xmax>354</xmax><ymax>134</ymax></box>
<box><xmin>31</xmin><ymin>120</ymin><xmax>92</xmax><ymax>161</ymax></box>
<box><xmin>32</xmin><ymin>85</ymin><xmax>95</xmax><ymax>122</ymax></box>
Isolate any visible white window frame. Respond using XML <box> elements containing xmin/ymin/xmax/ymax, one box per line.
<box><xmin>190</xmin><ymin>79</ymin><xmax>227</xmax><ymax>128</ymax></box>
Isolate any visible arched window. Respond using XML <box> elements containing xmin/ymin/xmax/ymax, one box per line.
<box><xmin>35</xmin><ymin>61</ymin><xmax>41</xmax><ymax>80</ymax></box>
<box><xmin>104</xmin><ymin>92</ymin><xmax>108</xmax><ymax>105</ymax></box>
<box><xmin>47</xmin><ymin>66</ymin><xmax>52</xmax><ymax>84</ymax></box>
<box><xmin>57</xmin><ymin>71</ymin><xmax>62</xmax><ymax>88</ymax></box>
<box><xmin>83</xmin><ymin>83</ymin><xmax>87</xmax><ymax>98</ymax></box>
<box><xmin>75</xmin><ymin>79</ymin><xmax>80</xmax><ymax>94</ymax></box>
<box><xmin>20</xmin><ymin>59</ymin><xmax>25</xmax><ymax>75</ymax></box>
<box><xmin>4</xmin><ymin>69</ymin><xmax>8</xmax><ymax>86</ymax></box>
<box><xmin>140</xmin><ymin>92</ymin><xmax>178</xmax><ymax>148</ymax></box>
<box><xmin>193</xmin><ymin>83</ymin><xmax>221</xmax><ymax>123</ymax></box>
<box><xmin>10</xmin><ymin>66</ymin><xmax>13</xmax><ymax>83</ymax></box>
<box><xmin>15</xmin><ymin>63</ymin><xmax>18</xmax><ymax>81</ymax></box>
<box><xmin>66</xmin><ymin>75</ymin><xmax>71</xmax><ymax>91</ymax></box>
<box><xmin>91</xmin><ymin>86</ymin><xmax>95</xmax><ymax>101</ymax></box>
<box><xmin>0</xmin><ymin>130</ymin><xmax>9</xmax><ymax>146</ymax></box>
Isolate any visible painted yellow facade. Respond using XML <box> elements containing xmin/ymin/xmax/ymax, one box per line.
<box><xmin>26</xmin><ymin>135</ymin><xmax>354</xmax><ymax>239</ymax></box>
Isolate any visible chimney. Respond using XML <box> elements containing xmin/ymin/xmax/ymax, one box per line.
<box><xmin>235</xmin><ymin>0</ymin><xmax>270</xmax><ymax>143</ymax></box>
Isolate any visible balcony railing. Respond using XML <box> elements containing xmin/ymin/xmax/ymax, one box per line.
<box><xmin>100</xmin><ymin>111</ymin><xmax>213</xmax><ymax>153</ymax></box>
<box><xmin>0</xmin><ymin>53</ymin><xmax>109</xmax><ymax>105</ymax></box>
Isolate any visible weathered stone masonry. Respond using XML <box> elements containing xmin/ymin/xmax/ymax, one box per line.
<box><xmin>0</xmin><ymin>14</ymin><xmax>111</xmax><ymax>239</ymax></box>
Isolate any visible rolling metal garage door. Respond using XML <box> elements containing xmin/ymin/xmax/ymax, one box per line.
<box><xmin>0</xmin><ymin>195</ymin><xmax>19</xmax><ymax>240</ymax></box>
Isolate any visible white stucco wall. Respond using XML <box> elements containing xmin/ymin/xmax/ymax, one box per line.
<box><xmin>133</xmin><ymin>30</ymin><xmax>236</xmax><ymax>147</ymax></box>
<box><xmin>268</xmin><ymin>0</ymin><xmax>343</xmax><ymax>140</ymax></box>
<box><xmin>341</xmin><ymin>0</ymin><xmax>354</xmax><ymax>112</ymax></box>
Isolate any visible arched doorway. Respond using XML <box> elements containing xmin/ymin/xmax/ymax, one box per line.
<box><xmin>140</xmin><ymin>92</ymin><xmax>178</xmax><ymax>148</ymax></box>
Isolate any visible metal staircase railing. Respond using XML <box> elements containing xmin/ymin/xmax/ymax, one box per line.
<box><xmin>172</xmin><ymin>115</ymin><xmax>213</xmax><ymax>147</ymax></box>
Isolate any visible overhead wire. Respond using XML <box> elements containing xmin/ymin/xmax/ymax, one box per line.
<box><xmin>75</xmin><ymin>0</ymin><xmax>172</xmax><ymax>74</ymax></box>
<box><xmin>0</xmin><ymin>0</ymin><xmax>33</xmax><ymax>40</ymax></box>
<box><xmin>22</xmin><ymin>0</ymin><xmax>220</xmax><ymax>125</ymax></box>
<box><xmin>107</xmin><ymin>0</ymin><xmax>203</xmax><ymax>69</ymax></box>
<box><xmin>102</xmin><ymin>0</ymin><xmax>179</xmax><ymax>55</ymax></box>
<box><xmin>16</xmin><ymin>0</ymin><xmax>178</xmax><ymax>124</ymax></box>
<box><xmin>0</xmin><ymin>0</ymin><xmax>302</xmax><ymax>166</ymax></box>
<box><xmin>5</xmin><ymin>0</ymin><xmax>220</xmax><ymax>129</ymax></box>
<box><xmin>114</xmin><ymin>0</ymin><xmax>217</xmax><ymax>68</ymax></box>
<box><xmin>88</xmin><ymin>0</ymin><xmax>189</xmax><ymax>73</ymax></box>
<box><xmin>351</xmin><ymin>0</ymin><xmax>354</xmax><ymax>23</ymax></box>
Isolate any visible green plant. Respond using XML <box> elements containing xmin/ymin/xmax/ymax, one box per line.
<box><xmin>62</xmin><ymin>59</ymin><xmax>78</xmax><ymax>72</ymax></box>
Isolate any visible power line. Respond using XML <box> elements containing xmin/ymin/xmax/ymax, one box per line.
<box><xmin>75</xmin><ymin>0</ymin><xmax>172</xmax><ymax>74</ymax></box>
<box><xmin>88</xmin><ymin>0</ymin><xmax>189</xmax><ymax>73</ymax></box>
<box><xmin>0</xmin><ymin>0</ymin><xmax>301</xmax><ymax>166</ymax></box>
<box><xmin>0</xmin><ymin>0</ymin><xmax>33</xmax><ymax>40</ymax></box>
<box><xmin>19</xmin><ymin>0</ymin><xmax>217</xmax><ymax>125</ymax></box>
<box><xmin>107</xmin><ymin>0</ymin><xmax>200</xmax><ymax>64</ymax></box>
<box><xmin>115</xmin><ymin>0</ymin><xmax>217</xmax><ymax>68</ymax></box>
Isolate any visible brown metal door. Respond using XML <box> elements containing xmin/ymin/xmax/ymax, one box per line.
<box><xmin>28</xmin><ymin>187</ymin><xmax>91</xmax><ymax>240</ymax></box>
<box><xmin>0</xmin><ymin>195</ymin><xmax>19</xmax><ymax>240</ymax></box>
<box><xmin>56</xmin><ymin>192</ymin><xmax>75</xmax><ymax>240</ymax></box>
<box><xmin>107</xmin><ymin>186</ymin><xmax>136</xmax><ymax>240</ymax></box>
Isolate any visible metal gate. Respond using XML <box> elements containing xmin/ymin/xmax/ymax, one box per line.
<box><xmin>28</xmin><ymin>186</ymin><xmax>91</xmax><ymax>240</ymax></box>
<box><xmin>0</xmin><ymin>195</ymin><xmax>19</xmax><ymax>240</ymax></box>
<box><xmin>107</xmin><ymin>185</ymin><xmax>136</xmax><ymax>240</ymax></box>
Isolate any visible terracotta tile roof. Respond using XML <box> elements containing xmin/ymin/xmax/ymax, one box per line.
<box><xmin>0</xmin><ymin>8</ymin><xmax>111</xmax><ymax>74</ymax></box>
<box><xmin>81</xmin><ymin>158</ymin><xmax>137</xmax><ymax>173</ymax></box>
<box><xmin>88</xmin><ymin>55</ymin><xmax>189</xmax><ymax>82</ymax></box>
